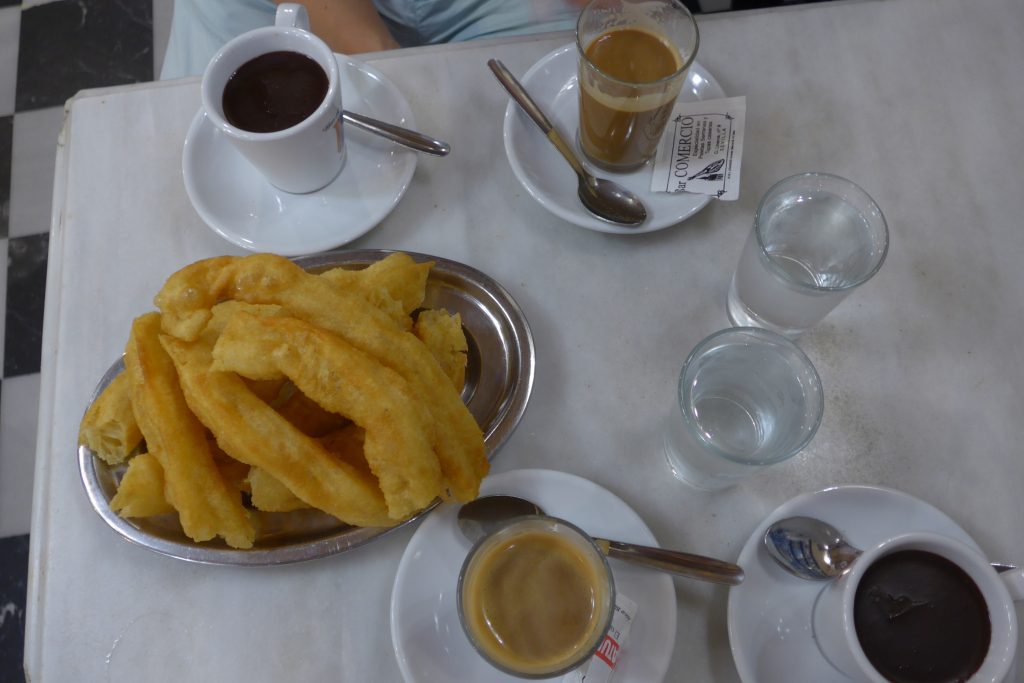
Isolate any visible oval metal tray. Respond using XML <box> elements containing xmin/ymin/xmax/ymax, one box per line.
<box><xmin>78</xmin><ymin>249</ymin><xmax>535</xmax><ymax>565</ymax></box>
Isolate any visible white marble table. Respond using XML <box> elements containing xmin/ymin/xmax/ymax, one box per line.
<box><xmin>25</xmin><ymin>0</ymin><xmax>1024</xmax><ymax>680</ymax></box>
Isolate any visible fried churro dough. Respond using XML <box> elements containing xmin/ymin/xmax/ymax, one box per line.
<box><xmin>318</xmin><ymin>424</ymin><xmax>371</xmax><ymax>476</ymax></box>
<box><xmin>161</xmin><ymin>334</ymin><xmax>395</xmax><ymax>528</ymax></box>
<box><xmin>155</xmin><ymin>254</ymin><xmax>487</xmax><ymax>501</ymax></box>
<box><xmin>246</xmin><ymin>466</ymin><xmax>309</xmax><ymax>512</ymax></box>
<box><xmin>109</xmin><ymin>448</ymin><xmax>250</xmax><ymax>518</ymax></box>
<box><xmin>124</xmin><ymin>313</ymin><xmax>255</xmax><ymax>548</ymax></box>
<box><xmin>320</xmin><ymin>252</ymin><xmax>432</xmax><ymax>320</ymax></box>
<box><xmin>212</xmin><ymin>311</ymin><xmax>442</xmax><ymax>520</ymax></box>
<box><xmin>274</xmin><ymin>387</ymin><xmax>349</xmax><ymax>437</ymax></box>
<box><xmin>109</xmin><ymin>452</ymin><xmax>175</xmax><ymax>518</ymax></box>
<box><xmin>414</xmin><ymin>309</ymin><xmax>468</xmax><ymax>391</ymax></box>
<box><xmin>247</xmin><ymin>425</ymin><xmax>371</xmax><ymax>513</ymax></box>
<box><xmin>78</xmin><ymin>371</ymin><xmax>143</xmax><ymax>465</ymax></box>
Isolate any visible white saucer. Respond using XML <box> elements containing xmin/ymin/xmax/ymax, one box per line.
<box><xmin>389</xmin><ymin>469</ymin><xmax>677</xmax><ymax>682</ymax></box>
<box><xmin>502</xmin><ymin>44</ymin><xmax>726</xmax><ymax>234</ymax></box>
<box><xmin>183</xmin><ymin>55</ymin><xmax>417</xmax><ymax>256</ymax></box>
<box><xmin>727</xmin><ymin>485</ymin><xmax>982</xmax><ymax>683</ymax></box>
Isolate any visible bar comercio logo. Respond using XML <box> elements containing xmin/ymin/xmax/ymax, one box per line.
<box><xmin>594</xmin><ymin>634</ymin><xmax>622</xmax><ymax>667</ymax></box>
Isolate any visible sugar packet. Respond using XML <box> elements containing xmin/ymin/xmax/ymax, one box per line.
<box><xmin>562</xmin><ymin>593</ymin><xmax>638</xmax><ymax>683</ymax></box>
<box><xmin>650</xmin><ymin>96</ymin><xmax>746</xmax><ymax>200</ymax></box>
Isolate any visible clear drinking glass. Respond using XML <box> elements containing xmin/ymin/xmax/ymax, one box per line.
<box><xmin>576</xmin><ymin>0</ymin><xmax>699</xmax><ymax>171</ymax></box>
<box><xmin>663</xmin><ymin>328</ymin><xmax>824</xmax><ymax>491</ymax></box>
<box><xmin>727</xmin><ymin>173</ymin><xmax>889</xmax><ymax>338</ymax></box>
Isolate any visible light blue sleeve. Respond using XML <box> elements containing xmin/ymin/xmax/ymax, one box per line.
<box><xmin>160</xmin><ymin>0</ymin><xmax>580</xmax><ymax>80</ymax></box>
<box><xmin>160</xmin><ymin>0</ymin><xmax>278</xmax><ymax>80</ymax></box>
<box><xmin>376</xmin><ymin>0</ymin><xmax>579</xmax><ymax>46</ymax></box>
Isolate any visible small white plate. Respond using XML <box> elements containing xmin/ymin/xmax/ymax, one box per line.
<box><xmin>183</xmin><ymin>56</ymin><xmax>417</xmax><ymax>256</ymax></box>
<box><xmin>390</xmin><ymin>468</ymin><xmax>677</xmax><ymax>682</ymax></box>
<box><xmin>727</xmin><ymin>485</ymin><xmax>982</xmax><ymax>683</ymax></box>
<box><xmin>502</xmin><ymin>44</ymin><xmax>726</xmax><ymax>234</ymax></box>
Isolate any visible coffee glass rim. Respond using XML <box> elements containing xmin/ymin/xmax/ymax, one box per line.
<box><xmin>677</xmin><ymin>326</ymin><xmax>824</xmax><ymax>467</ymax></box>
<box><xmin>200</xmin><ymin>24</ymin><xmax>341</xmax><ymax>143</ymax></box>
<box><xmin>456</xmin><ymin>514</ymin><xmax>616</xmax><ymax>679</ymax></box>
<box><xmin>753</xmin><ymin>172</ymin><xmax>890</xmax><ymax>294</ymax></box>
<box><xmin>836</xmin><ymin>531</ymin><xmax>1017</xmax><ymax>683</ymax></box>
<box><xmin>575</xmin><ymin>0</ymin><xmax>700</xmax><ymax>88</ymax></box>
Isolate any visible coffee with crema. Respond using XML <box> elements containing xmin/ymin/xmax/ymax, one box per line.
<box><xmin>579</xmin><ymin>27</ymin><xmax>684</xmax><ymax>169</ymax></box>
<box><xmin>222</xmin><ymin>51</ymin><xmax>328</xmax><ymax>133</ymax></box>
<box><xmin>460</xmin><ymin>527</ymin><xmax>611</xmax><ymax>676</ymax></box>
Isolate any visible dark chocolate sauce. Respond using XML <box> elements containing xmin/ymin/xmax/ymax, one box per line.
<box><xmin>854</xmin><ymin>550</ymin><xmax>990</xmax><ymax>682</ymax></box>
<box><xmin>222</xmin><ymin>51</ymin><xmax>328</xmax><ymax>133</ymax></box>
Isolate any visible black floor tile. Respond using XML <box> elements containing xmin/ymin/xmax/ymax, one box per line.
<box><xmin>16</xmin><ymin>0</ymin><xmax>153</xmax><ymax>112</ymax></box>
<box><xmin>4</xmin><ymin>233</ymin><xmax>48</xmax><ymax>377</ymax></box>
<box><xmin>730</xmin><ymin>0</ymin><xmax>833</xmax><ymax>8</ymax></box>
<box><xmin>0</xmin><ymin>116</ymin><xmax>10</xmax><ymax>239</ymax></box>
<box><xmin>0</xmin><ymin>0</ymin><xmax>18</xmax><ymax>7</ymax></box>
<box><xmin>0</xmin><ymin>535</ymin><xmax>28</xmax><ymax>683</ymax></box>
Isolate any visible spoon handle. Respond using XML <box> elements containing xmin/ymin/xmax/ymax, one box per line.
<box><xmin>487</xmin><ymin>59</ymin><xmax>587</xmax><ymax>178</ymax></box>
<box><xmin>594</xmin><ymin>538</ymin><xmax>745</xmax><ymax>586</ymax></box>
<box><xmin>488</xmin><ymin>59</ymin><xmax>554</xmax><ymax>132</ymax></box>
<box><xmin>341</xmin><ymin>110</ymin><xmax>451</xmax><ymax>156</ymax></box>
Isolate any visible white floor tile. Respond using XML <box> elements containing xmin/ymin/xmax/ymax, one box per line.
<box><xmin>0</xmin><ymin>7</ymin><xmax>18</xmax><ymax>118</ymax></box>
<box><xmin>0</xmin><ymin>372</ymin><xmax>41</xmax><ymax>537</ymax></box>
<box><xmin>9</xmin><ymin>106</ymin><xmax>65</xmax><ymax>239</ymax></box>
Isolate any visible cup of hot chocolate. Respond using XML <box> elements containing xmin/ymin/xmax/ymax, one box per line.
<box><xmin>812</xmin><ymin>532</ymin><xmax>1024</xmax><ymax>683</ymax></box>
<box><xmin>200</xmin><ymin>3</ymin><xmax>345</xmax><ymax>194</ymax></box>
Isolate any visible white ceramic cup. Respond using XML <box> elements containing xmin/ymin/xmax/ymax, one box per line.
<box><xmin>812</xmin><ymin>532</ymin><xmax>1024</xmax><ymax>682</ymax></box>
<box><xmin>200</xmin><ymin>3</ymin><xmax>345</xmax><ymax>194</ymax></box>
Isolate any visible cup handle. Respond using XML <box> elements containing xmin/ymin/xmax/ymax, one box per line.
<box><xmin>276</xmin><ymin>3</ymin><xmax>310</xmax><ymax>30</ymax></box>
<box><xmin>1001</xmin><ymin>567</ymin><xmax>1024</xmax><ymax>601</ymax></box>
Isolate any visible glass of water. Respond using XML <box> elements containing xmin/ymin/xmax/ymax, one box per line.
<box><xmin>663</xmin><ymin>328</ymin><xmax>824</xmax><ymax>491</ymax></box>
<box><xmin>727</xmin><ymin>173</ymin><xmax>889</xmax><ymax>338</ymax></box>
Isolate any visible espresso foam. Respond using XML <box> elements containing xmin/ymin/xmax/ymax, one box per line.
<box><xmin>579</xmin><ymin>27</ymin><xmax>685</xmax><ymax>113</ymax></box>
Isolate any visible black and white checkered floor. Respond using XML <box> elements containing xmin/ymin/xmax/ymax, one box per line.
<box><xmin>0</xmin><ymin>0</ymin><xmax>834</xmax><ymax>678</ymax></box>
<box><xmin>0</xmin><ymin>0</ymin><xmax>172</xmax><ymax>676</ymax></box>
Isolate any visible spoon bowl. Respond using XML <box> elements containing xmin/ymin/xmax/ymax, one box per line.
<box><xmin>458</xmin><ymin>495</ymin><xmax>744</xmax><ymax>585</ymax></box>
<box><xmin>764</xmin><ymin>515</ymin><xmax>1017</xmax><ymax>581</ymax></box>
<box><xmin>764</xmin><ymin>516</ymin><xmax>861</xmax><ymax>581</ymax></box>
<box><xmin>488</xmin><ymin>59</ymin><xmax>648</xmax><ymax>226</ymax></box>
<box><xmin>579</xmin><ymin>176</ymin><xmax>648</xmax><ymax>226</ymax></box>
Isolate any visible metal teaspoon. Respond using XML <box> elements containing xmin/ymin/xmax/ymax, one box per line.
<box><xmin>342</xmin><ymin>110</ymin><xmax>451</xmax><ymax>156</ymax></box>
<box><xmin>764</xmin><ymin>516</ymin><xmax>1017</xmax><ymax>581</ymax></box>
<box><xmin>487</xmin><ymin>59</ymin><xmax>648</xmax><ymax>227</ymax></box>
<box><xmin>457</xmin><ymin>495</ymin><xmax>744</xmax><ymax>586</ymax></box>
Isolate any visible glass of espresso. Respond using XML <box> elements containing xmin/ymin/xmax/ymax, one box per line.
<box><xmin>576</xmin><ymin>0</ymin><xmax>699</xmax><ymax>171</ymax></box>
<box><xmin>458</xmin><ymin>516</ymin><xmax>615</xmax><ymax>678</ymax></box>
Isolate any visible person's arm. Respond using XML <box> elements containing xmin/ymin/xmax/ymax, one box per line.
<box><xmin>278</xmin><ymin>0</ymin><xmax>400</xmax><ymax>53</ymax></box>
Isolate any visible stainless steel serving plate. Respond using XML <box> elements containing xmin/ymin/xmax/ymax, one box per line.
<box><xmin>78</xmin><ymin>250</ymin><xmax>535</xmax><ymax>565</ymax></box>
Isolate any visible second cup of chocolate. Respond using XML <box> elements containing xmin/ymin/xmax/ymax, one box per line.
<box><xmin>812</xmin><ymin>532</ymin><xmax>1023</xmax><ymax>683</ymax></box>
<box><xmin>576</xmin><ymin>0</ymin><xmax>699</xmax><ymax>171</ymax></box>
